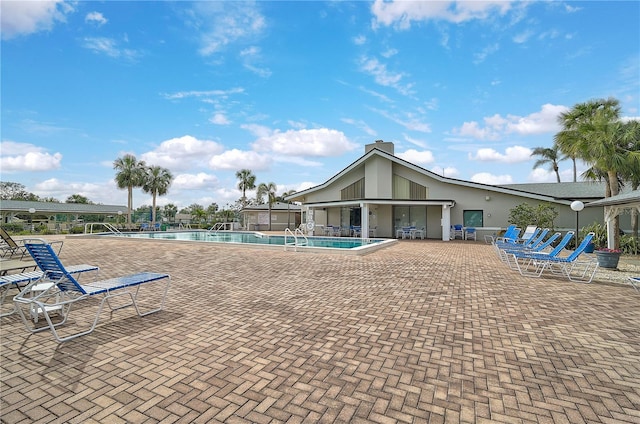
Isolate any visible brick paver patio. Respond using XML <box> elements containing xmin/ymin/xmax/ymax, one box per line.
<box><xmin>1</xmin><ymin>236</ymin><xmax>639</xmax><ymax>423</ymax></box>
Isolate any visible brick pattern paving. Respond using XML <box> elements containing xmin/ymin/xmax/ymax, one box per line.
<box><xmin>1</xmin><ymin>237</ymin><xmax>639</xmax><ymax>423</ymax></box>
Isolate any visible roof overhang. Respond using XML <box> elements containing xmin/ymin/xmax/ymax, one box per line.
<box><xmin>302</xmin><ymin>199</ymin><xmax>456</xmax><ymax>208</ymax></box>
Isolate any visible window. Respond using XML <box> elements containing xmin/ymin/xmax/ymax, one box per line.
<box><xmin>463</xmin><ymin>210</ymin><xmax>483</xmax><ymax>227</ymax></box>
<box><xmin>341</xmin><ymin>178</ymin><xmax>365</xmax><ymax>200</ymax></box>
<box><xmin>393</xmin><ymin>175</ymin><xmax>427</xmax><ymax>200</ymax></box>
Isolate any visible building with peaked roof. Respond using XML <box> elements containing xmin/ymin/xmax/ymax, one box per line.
<box><xmin>285</xmin><ymin>140</ymin><xmax>631</xmax><ymax>240</ymax></box>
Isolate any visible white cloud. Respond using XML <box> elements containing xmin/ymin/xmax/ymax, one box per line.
<box><xmin>85</xmin><ymin>11</ymin><xmax>107</xmax><ymax>26</ymax></box>
<box><xmin>381</xmin><ymin>48</ymin><xmax>398</xmax><ymax>58</ymax></box>
<box><xmin>162</xmin><ymin>87</ymin><xmax>244</xmax><ymax>100</ymax></box>
<box><xmin>33</xmin><ymin>178</ymin><xmax>107</xmax><ymax>201</ymax></box>
<box><xmin>453</xmin><ymin>104</ymin><xmax>568</xmax><ymax>140</ymax></box>
<box><xmin>513</xmin><ymin>29</ymin><xmax>533</xmax><ymax>44</ymax></box>
<box><xmin>397</xmin><ymin>149</ymin><xmax>435</xmax><ymax>165</ymax></box>
<box><xmin>341</xmin><ymin>118</ymin><xmax>377</xmax><ymax>137</ymax></box>
<box><xmin>469</xmin><ymin>145</ymin><xmax>532</xmax><ymax>163</ymax></box>
<box><xmin>470</xmin><ymin>172</ymin><xmax>514</xmax><ymax>185</ymax></box>
<box><xmin>473</xmin><ymin>43</ymin><xmax>500</xmax><ymax>64</ymax></box>
<box><xmin>403</xmin><ymin>134</ymin><xmax>427</xmax><ymax>149</ymax></box>
<box><xmin>210</xmin><ymin>113</ymin><xmax>231</xmax><ymax>125</ymax></box>
<box><xmin>1</xmin><ymin>0</ymin><xmax>74</xmax><ymax>40</ymax></box>
<box><xmin>191</xmin><ymin>1</ymin><xmax>266</xmax><ymax>56</ymax></box>
<box><xmin>208</xmin><ymin>149</ymin><xmax>272</xmax><ymax>171</ymax></box>
<box><xmin>0</xmin><ymin>141</ymin><xmax>63</xmax><ymax>172</ymax></box>
<box><xmin>82</xmin><ymin>37</ymin><xmax>140</xmax><ymax>61</ymax></box>
<box><xmin>353</xmin><ymin>35</ymin><xmax>366</xmax><ymax>45</ymax></box>
<box><xmin>359</xmin><ymin>56</ymin><xmax>414</xmax><ymax>96</ymax></box>
<box><xmin>252</xmin><ymin>128</ymin><xmax>358</xmax><ymax>157</ymax></box>
<box><xmin>140</xmin><ymin>135</ymin><xmax>225</xmax><ymax>171</ymax></box>
<box><xmin>370</xmin><ymin>107</ymin><xmax>431</xmax><ymax>133</ymax></box>
<box><xmin>431</xmin><ymin>165</ymin><xmax>459</xmax><ymax>178</ymax></box>
<box><xmin>172</xmin><ymin>172</ymin><xmax>219</xmax><ymax>190</ymax></box>
<box><xmin>371</xmin><ymin>0</ymin><xmax>514</xmax><ymax>29</ymax></box>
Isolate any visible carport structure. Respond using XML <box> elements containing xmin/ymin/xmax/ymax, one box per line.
<box><xmin>0</xmin><ymin>200</ymin><xmax>128</xmax><ymax>231</ymax></box>
<box><xmin>586</xmin><ymin>190</ymin><xmax>640</xmax><ymax>248</ymax></box>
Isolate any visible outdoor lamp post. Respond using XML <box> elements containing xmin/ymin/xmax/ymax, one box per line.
<box><xmin>28</xmin><ymin>208</ymin><xmax>36</xmax><ymax>232</ymax></box>
<box><xmin>117</xmin><ymin>210</ymin><xmax>123</xmax><ymax>227</ymax></box>
<box><xmin>570</xmin><ymin>200</ymin><xmax>584</xmax><ymax>246</ymax></box>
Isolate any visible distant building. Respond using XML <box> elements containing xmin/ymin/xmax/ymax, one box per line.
<box><xmin>285</xmin><ymin>140</ymin><xmax>632</xmax><ymax>240</ymax></box>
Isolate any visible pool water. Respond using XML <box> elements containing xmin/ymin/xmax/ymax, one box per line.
<box><xmin>108</xmin><ymin>230</ymin><xmax>389</xmax><ymax>251</ymax></box>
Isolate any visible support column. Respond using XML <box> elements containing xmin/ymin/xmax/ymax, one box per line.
<box><xmin>360</xmin><ymin>203</ymin><xmax>369</xmax><ymax>239</ymax></box>
<box><xmin>441</xmin><ymin>204</ymin><xmax>451</xmax><ymax>241</ymax></box>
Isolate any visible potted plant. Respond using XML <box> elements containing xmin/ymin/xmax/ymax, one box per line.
<box><xmin>594</xmin><ymin>247</ymin><xmax>622</xmax><ymax>269</ymax></box>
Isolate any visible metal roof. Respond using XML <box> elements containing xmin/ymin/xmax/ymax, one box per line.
<box><xmin>585</xmin><ymin>189</ymin><xmax>640</xmax><ymax>207</ymax></box>
<box><xmin>499</xmin><ymin>182</ymin><xmax>609</xmax><ymax>199</ymax></box>
<box><xmin>240</xmin><ymin>202</ymin><xmax>302</xmax><ymax>212</ymax></box>
<box><xmin>0</xmin><ymin>200</ymin><xmax>128</xmax><ymax>215</ymax></box>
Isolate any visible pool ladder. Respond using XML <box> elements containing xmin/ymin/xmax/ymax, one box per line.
<box><xmin>284</xmin><ymin>228</ymin><xmax>308</xmax><ymax>251</ymax></box>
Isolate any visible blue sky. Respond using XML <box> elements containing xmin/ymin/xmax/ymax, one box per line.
<box><xmin>1</xmin><ymin>1</ymin><xmax>638</xmax><ymax>210</ymax></box>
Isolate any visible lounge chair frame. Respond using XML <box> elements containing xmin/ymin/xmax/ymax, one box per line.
<box><xmin>510</xmin><ymin>232</ymin><xmax>598</xmax><ymax>283</ymax></box>
<box><xmin>14</xmin><ymin>241</ymin><xmax>170</xmax><ymax>342</ymax></box>
<box><xmin>0</xmin><ymin>264</ymin><xmax>98</xmax><ymax>318</ymax></box>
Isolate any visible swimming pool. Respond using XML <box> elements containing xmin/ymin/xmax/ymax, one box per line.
<box><xmin>101</xmin><ymin>230</ymin><xmax>396</xmax><ymax>255</ymax></box>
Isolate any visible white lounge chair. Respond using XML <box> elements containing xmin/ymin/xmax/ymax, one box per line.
<box><xmin>14</xmin><ymin>240</ymin><xmax>170</xmax><ymax>342</ymax></box>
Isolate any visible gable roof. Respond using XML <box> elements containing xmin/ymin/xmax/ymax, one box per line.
<box><xmin>285</xmin><ymin>147</ymin><xmax>589</xmax><ymax>205</ymax></box>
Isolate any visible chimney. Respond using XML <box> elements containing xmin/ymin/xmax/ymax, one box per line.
<box><xmin>365</xmin><ymin>139</ymin><xmax>394</xmax><ymax>155</ymax></box>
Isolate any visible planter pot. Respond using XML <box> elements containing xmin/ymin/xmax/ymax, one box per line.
<box><xmin>595</xmin><ymin>251</ymin><xmax>621</xmax><ymax>269</ymax></box>
<box><xmin>584</xmin><ymin>242</ymin><xmax>595</xmax><ymax>254</ymax></box>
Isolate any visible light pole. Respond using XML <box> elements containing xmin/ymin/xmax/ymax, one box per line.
<box><xmin>28</xmin><ymin>208</ymin><xmax>36</xmax><ymax>232</ymax></box>
<box><xmin>570</xmin><ymin>200</ymin><xmax>584</xmax><ymax>247</ymax></box>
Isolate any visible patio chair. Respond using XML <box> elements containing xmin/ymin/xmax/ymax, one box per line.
<box><xmin>503</xmin><ymin>231</ymin><xmax>575</xmax><ymax>271</ymax></box>
<box><xmin>13</xmin><ymin>240</ymin><xmax>171</xmax><ymax>343</ymax></box>
<box><xmin>517</xmin><ymin>225</ymin><xmax>539</xmax><ymax>244</ymax></box>
<box><xmin>0</xmin><ymin>262</ymin><xmax>99</xmax><ymax>318</ymax></box>
<box><xmin>510</xmin><ymin>232</ymin><xmax>597</xmax><ymax>283</ymax></box>
<box><xmin>452</xmin><ymin>224</ymin><xmax>464</xmax><ymax>240</ymax></box>
<box><xmin>464</xmin><ymin>227</ymin><xmax>476</xmax><ymax>241</ymax></box>
<box><xmin>493</xmin><ymin>225</ymin><xmax>520</xmax><ymax>244</ymax></box>
<box><xmin>1</xmin><ymin>227</ymin><xmax>63</xmax><ymax>259</ymax></box>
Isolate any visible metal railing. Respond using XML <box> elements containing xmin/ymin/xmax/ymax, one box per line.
<box><xmin>84</xmin><ymin>222</ymin><xmax>122</xmax><ymax>234</ymax></box>
<box><xmin>284</xmin><ymin>227</ymin><xmax>308</xmax><ymax>251</ymax></box>
<box><xmin>208</xmin><ymin>222</ymin><xmax>233</xmax><ymax>233</ymax></box>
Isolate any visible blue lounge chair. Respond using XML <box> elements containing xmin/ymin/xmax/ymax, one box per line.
<box><xmin>13</xmin><ymin>240</ymin><xmax>170</xmax><ymax>342</ymax></box>
<box><xmin>0</xmin><ymin>263</ymin><xmax>99</xmax><ymax>318</ymax></box>
<box><xmin>504</xmin><ymin>231</ymin><xmax>574</xmax><ymax>271</ymax></box>
<box><xmin>510</xmin><ymin>232</ymin><xmax>598</xmax><ymax>282</ymax></box>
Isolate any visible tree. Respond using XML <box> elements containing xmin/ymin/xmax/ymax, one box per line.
<box><xmin>556</xmin><ymin>98</ymin><xmax>640</xmax><ymax>248</ymax></box>
<box><xmin>531</xmin><ymin>145</ymin><xmax>563</xmax><ymax>182</ymax></box>
<box><xmin>236</xmin><ymin>169</ymin><xmax>256</xmax><ymax>207</ymax></box>
<box><xmin>114</xmin><ymin>154</ymin><xmax>146</xmax><ymax>227</ymax></box>
<box><xmin>163</xmin><ymin>203</ymin><xmax>178</xmax><ymax>224</ymax></box>
<box><xmin>257</xmin><ymin>182</ymin><xmax>277</xmax><ymax>230</ymax></box>
<box><xmin>0</xmin><ymin>182</ymin><xmax>39</xmax><ymax>201</ymax></box>
<box><xmin>66</xmin><ymin>194</ymin><xmax>92</xmax><ymax>204</ymax></box>
<box><xmin>141</xmin><ymin>165</ymin><xmax>173</xmax><ymax>227</ymax></box>
<box><xmin>555</xmin><ymin>97</ymin><xmax>621</xmax><ymax>182</ymax></box>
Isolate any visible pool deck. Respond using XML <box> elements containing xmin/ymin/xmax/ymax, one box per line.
<box><xmin>1</xmin><ymin>236</ymin><xmax>639</xmax><ymax>423</ymax></box>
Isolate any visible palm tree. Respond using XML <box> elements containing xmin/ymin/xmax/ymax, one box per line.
<box><xmin>531</xmin><ymin>145</ymin><xmax>563</xmax><ymax>182</ymax></box>
<box><xmin>236</xmin><ymin>169</ymin><xmax>256</xmax><ymax>207</ymax></box>
<box><xmin>555</xmin><ymin>98</ymin><xmax>621</xmax><ymax>182</ymax></box>
<box><xmin>257</xmin><ymin>182</ymin><xmax>277</xmax><ymax>230</ymax></box>
<box><xmin>567</xmin><ymin>101</ymin><xmax>640</xmax><ymax>247</ymax></box>
<box><xmin>113</xmin><ymin>154</ymin><xmax>146</xmax><ymax>227</ymax></box>
<box><xmin>163</xmin><ymin>203</ymin><xmax>178</xmax><ymax>226</ymax></box>
<box><xmin>141</xmin><ymin>165</ymin><xmax>173</xmax><ymax>227</ymax></box>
